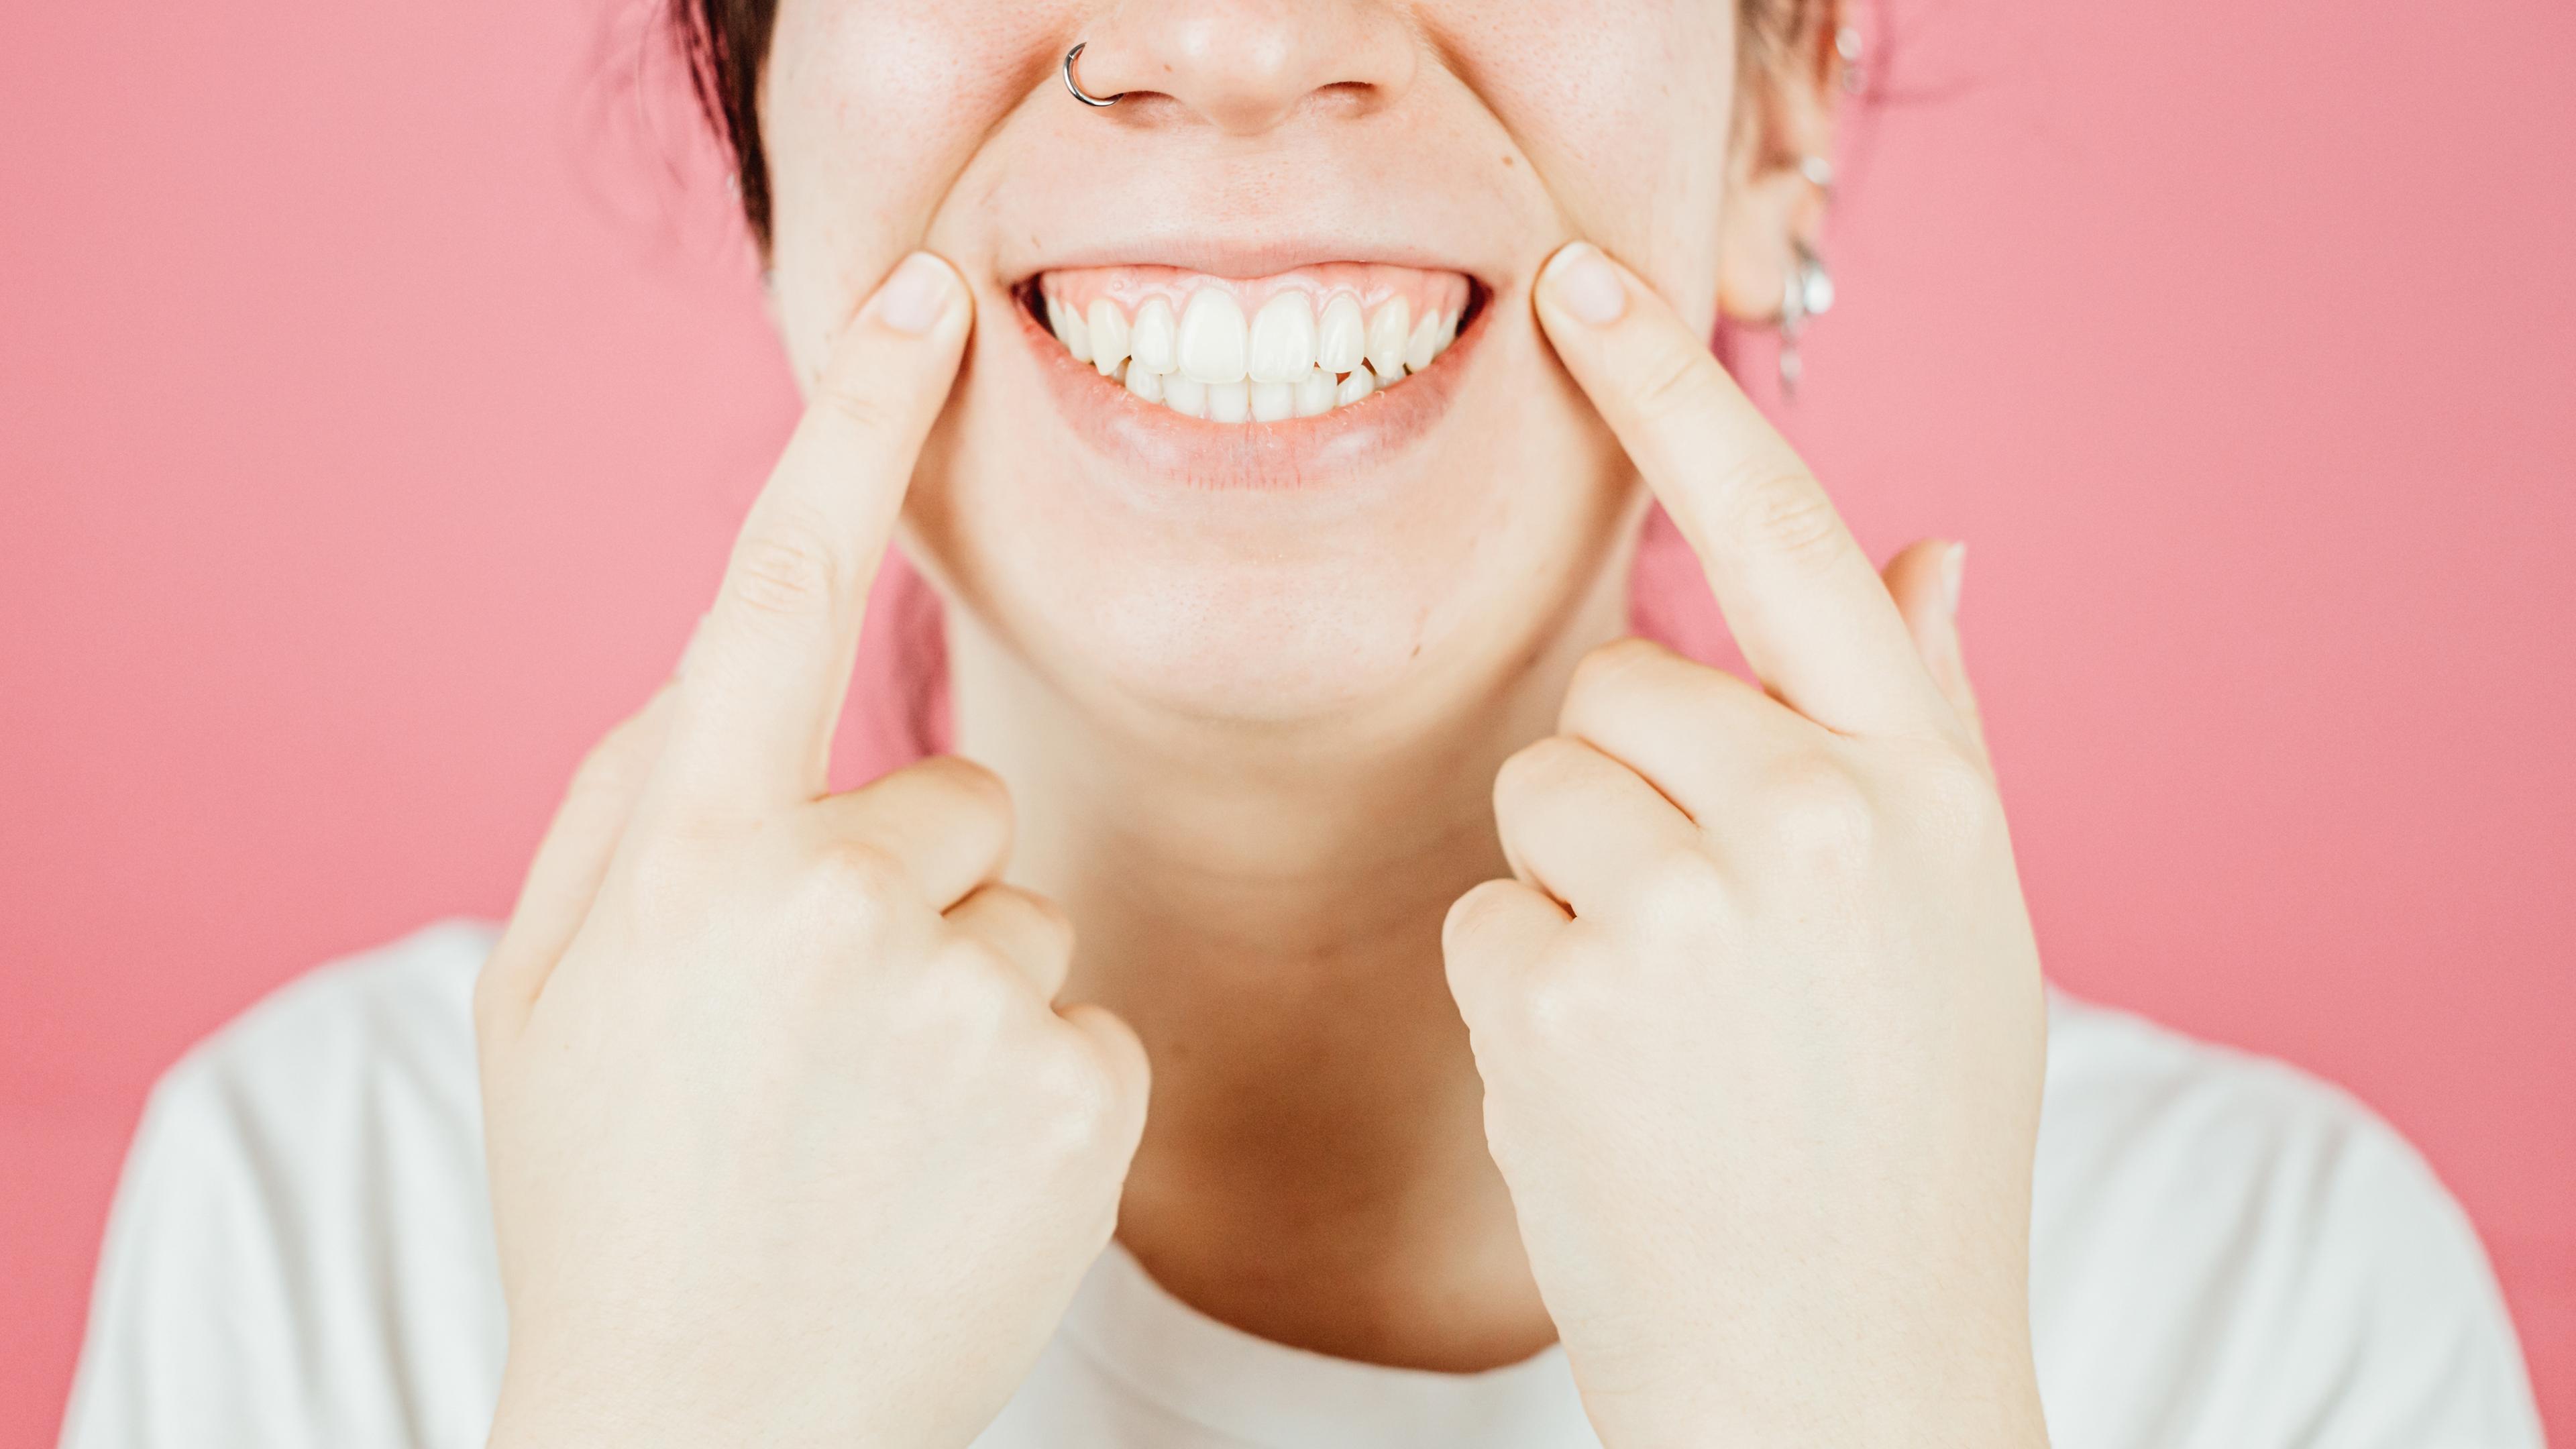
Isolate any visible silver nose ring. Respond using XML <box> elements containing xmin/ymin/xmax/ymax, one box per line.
<box><xmin>1062</xmin><ymin>42</ymin><xmax>1125</xmax><ymax>107</ymax></box>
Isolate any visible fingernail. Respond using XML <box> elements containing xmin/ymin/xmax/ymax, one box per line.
<box><xmin>870</xmin><ymin>252</ymin><xmax>957</xmax><ymax>335</ymax></box>
<box><xmin>1941</xmin><ymin>541</ymin><xmax>1968</xmax><ymax>614</ymax></box>
<box><xmin>1540</xmin><ymin>242</ymin><xmax>1629</xmax><ymax>327</ymax></box>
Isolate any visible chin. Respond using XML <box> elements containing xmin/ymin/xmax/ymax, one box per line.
<box><xmin>912</xmin><ymin>470</ymin><xmax>1493</xmax><ymax>729</ymax></box>
<box><xmin>1032</xmin><ymin>545</ymin><xmax>1494</xmax><ymax>727</ymax></box>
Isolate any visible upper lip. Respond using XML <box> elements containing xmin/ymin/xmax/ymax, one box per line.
<box><xmin>998</xmin><ymin>232</ymin><xmax>1493</xmax><ymax>294</ymax></box>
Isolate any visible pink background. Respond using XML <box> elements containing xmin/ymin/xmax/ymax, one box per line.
<box><xmin>4</xmin><ymin>0</ymin><xmax>2570</xmax><ymax>1442</ymax></box>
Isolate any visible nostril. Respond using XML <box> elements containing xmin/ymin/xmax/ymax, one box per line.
<box><xmin>1305</xmin><ymin>80</ymin><xmax>1383</xmax><ymax>119</ymax></box>
<box><xmin>1079</xmin><ymin>2</ymin><xmax>1418</xmax><ymax>137</ymax></box>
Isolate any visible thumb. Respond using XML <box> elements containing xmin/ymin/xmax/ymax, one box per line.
<box><xmin>1881</xmin><ymin>539</ymin><xmax>1989</xmax><ymax>773</ymax></box>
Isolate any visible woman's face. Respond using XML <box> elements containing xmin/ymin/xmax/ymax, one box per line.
<box><xmin>759</xmin><ymin>1</ymin><xmax>1750</xmax><ymax>727</ymax></box>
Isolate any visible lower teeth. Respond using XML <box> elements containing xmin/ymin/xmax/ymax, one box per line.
<box><xmin>1107</xmin><ymin>358</ymin><xmax>1401</xmax><ymax>423</ymax></box>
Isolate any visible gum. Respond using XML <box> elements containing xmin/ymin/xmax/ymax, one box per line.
<box><xmin>1037</xmin><ymin>263</ymin><xmax>1471</xmax><ymax>325</ymax></box>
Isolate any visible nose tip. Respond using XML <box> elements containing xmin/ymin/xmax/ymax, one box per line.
<box><xmin>1074</xmin><ymin>0</ymin><xmax>1415</xmax><ymax>137</ymax></box>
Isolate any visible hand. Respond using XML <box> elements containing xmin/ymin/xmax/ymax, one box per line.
<box><xmin>1443</xmin><ymin>242</ymin><xmax>2049</xmax><ymax>1449</ymax></box>
<box><xmin>473</xmin><ymin>254</ymin><xmax>1150</xmax><ymax>1449</ymax></box>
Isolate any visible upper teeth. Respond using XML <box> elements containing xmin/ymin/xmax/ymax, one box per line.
<box><xmin>1044</xmin><ymin>286</ymin><xmax>1460</xmax><ymax>423</ymax></box>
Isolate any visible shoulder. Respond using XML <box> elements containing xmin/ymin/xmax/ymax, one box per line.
<box><xmin>154</xmin><ymin>916</ymin><xmax>493</xmax><ymax>1128</ymax></box>
<box><xmin>123</xmin><ymin>916</ymin><xmax>498</xmax><ymax>1233</ymax></box>
<box><xmin>62</xmin><ymin>919</ymin><xmax>507</xmax><ymax>1449</ymax></box>
<box><xmin>2031</xmin><ymin>988</ymin><xmax>2544</xmax><ymax>1448</ymax></box>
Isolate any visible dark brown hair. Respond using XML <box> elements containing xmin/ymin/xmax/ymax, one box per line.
<box><xmin>670</xmin><ymin>1</ymin><xmax>1835</xmax><ymax>252</ymax></box>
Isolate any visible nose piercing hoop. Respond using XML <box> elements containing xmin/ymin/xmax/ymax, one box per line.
<box><xmin>1062</xmin><ymin>43</ymin><xmax>1125</xmax><ymax>107</ymax></box>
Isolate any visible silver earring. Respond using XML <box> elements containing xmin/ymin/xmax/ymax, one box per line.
<box><xmin>1777</xmin><ymin>238</ymin><xmax>1834</xmax><ymax>396</ymax></box>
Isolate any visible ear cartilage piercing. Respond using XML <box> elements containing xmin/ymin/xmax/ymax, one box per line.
<box><xmin>1835</xmin><ymin>24</ymin><xmax>1867</xmax><ymax>95</ymax></box>
<box><xmin>1063</xmin><ymin>43</ymin><xmax>1125</xmax><ymax>107</ymax></box>
<box><xmin>1777</xmin><ymin>238</ymin><xmax>1834</xmax><ymax>397</ymax></box>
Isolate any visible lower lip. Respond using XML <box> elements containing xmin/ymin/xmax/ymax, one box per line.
<box><xmin>1011</xmin><ymin>286</ymin><xmax>1485</xmax><ymax>492</ymax></box>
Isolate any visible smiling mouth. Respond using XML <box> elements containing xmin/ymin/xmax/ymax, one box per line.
<box><xmin>1016</xmin><ymin>264</ymin><xmax>1486</xmax><ymax>424</ymax></box>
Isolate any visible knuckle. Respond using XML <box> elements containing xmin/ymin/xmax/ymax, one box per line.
<box><xmin>912</xmin><ymin>753</ymin><xmax>1013</xmax><ymax>833</ymax></box>
<box><xmin>616</xmin><ymin>825</ymin><xmax>722</xmax><ymax>924</ymax></box>
<box><xmin>1507</xmin><ymin>962</ymin><xmax>1617</xmax><ymax>1055</ymax></box>
<box><xmin>564</xmin><ymin>734</ymin><xmax>646</xmax><ymax>808</ymax></box>
<box><xmin>815</xmin><ymin>375</ymin><xmax>905</xmax><ymax>436</ymax></box>
<box><xmin>1758</xmin><ymin>755</ymin><xmax>1877</xmax><ymax>870</ymax></box>
<box><xmin>1026</xmin><ymin>1032</ymin><xmax>1126</xmax><ymax>1147</ymax></box>
<box><xmin>800</xmin><ymin>837</ymin><xmax>918</xmax><ymax>927</ymax></box>
<box><xmin>1566</xmin><ymin>635</ymin><xmax>1669</xmax><ymax>710</ymax></box>
<box><xmin>1493</xmin><ymin>735</ymin><xmax>1587</xmax><ymax>808</ymax></box>
<box><xmin>1629</xmin><ymin>847</ymin><xmax>1728</xmax><ymax>927</ymax></box>
<box><xmin>879</xmin><ymin>941</ymin><xmax>1020</xmax><ymax>1056</ymax></box>
<box><xmin>724</xmin><ymin>511</ymin><xmax>847</xmax><ymax>621</ymax></box>
<box><xmin>1902</xmin><ymin>740</ymin><xmax>2004</xmax><ymax>853</ymax></box>
<box><xmin>1442</xmin><ymin>879</ymin><xmax>1542</xmax><ymax>977</ymax></box>
<box><xmin>1627</xmin><ymin>335</ymin><xmax>1721</xmax><ymax>424</ymax></box>
<box><xmin>1723</xmin><ymin>467</ymin><xmax>1847</xmax><ymax>576</ymax></box>
<box><xmin>1443</xmin><ymin>877</ymin><xmax>1518</xmax><ymax>950</ymax></box>
<box><xmin>934</xmin><ymin>941</ymin><xmax>1026</xmax><ymax>1022</ymax></box>
<box><xmin>1010</xmin><ymin>889</ymin><xmax>1076</xmax><ymax>958</ymax></box>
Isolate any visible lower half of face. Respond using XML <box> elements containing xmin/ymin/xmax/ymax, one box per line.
<box><xmin>907</xmin><ymin>274</ymin><xmax>1642</xmax><ymax>724</ymax></box>
<box><xmin>761</xmin><ymin>0</ymin><xmax>1741</xmax><ymax>727</ymax></box>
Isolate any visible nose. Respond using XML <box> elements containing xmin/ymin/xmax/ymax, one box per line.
<box><xmin>1071</xmin><ymin>0</ymin><xmax>1417</xmax><ymax>136</ymax></box>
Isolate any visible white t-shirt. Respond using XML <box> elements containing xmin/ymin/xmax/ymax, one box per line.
<box><xmin>59</xmin><ymin>919</ymin><xmax>2545</xmax><ymax>1449</ymax></box>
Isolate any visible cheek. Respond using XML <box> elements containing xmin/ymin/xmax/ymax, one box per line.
<box><xmin>760</xmin><ymin>0</ymin><xmax>1062</xmax><ymax>380</ymax></box>
<box><xmin>1431</xmin><ymin>0</ymin><xmax>1737</xmax><ymax>330</ymax></box>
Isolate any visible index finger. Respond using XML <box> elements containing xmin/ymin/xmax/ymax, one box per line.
<box><xmin>652</xmin><ymin>251</ymin><xmax>973</xmax><ymax>808</ymax></box>
<box><xmin>1532</xmin><ymin>241</ymin><xmax>1945</xmax><ymax>739</ymax></box>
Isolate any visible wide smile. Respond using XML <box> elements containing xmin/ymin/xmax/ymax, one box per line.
<box><xmin>1010</xmin><ymin>260</ymin><xmax>1491</xmax><ymax>489</ymax></box>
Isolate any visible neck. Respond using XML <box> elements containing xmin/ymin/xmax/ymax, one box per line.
<box><xmin>944</xmin><ymin>547</ymin><xmax>1634</xmax><ymax>1373</ymax></box>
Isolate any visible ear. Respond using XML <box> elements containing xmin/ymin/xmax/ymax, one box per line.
<box><xmin>1716</xmin><ymin>17</ymin><xmax>1849</xmax><ymax>325</ymax></box>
